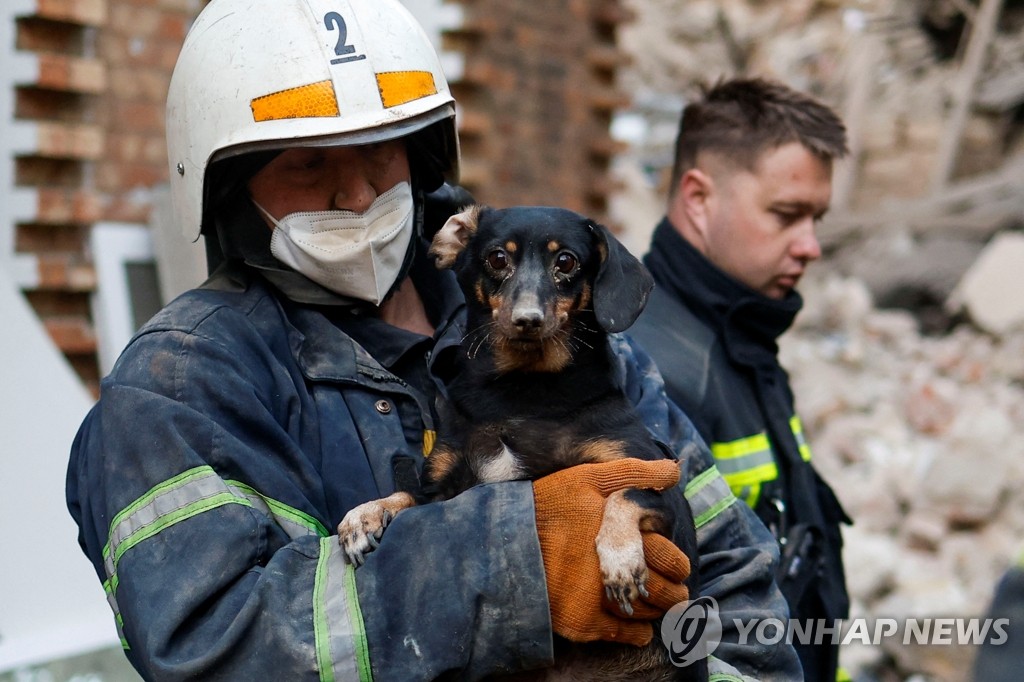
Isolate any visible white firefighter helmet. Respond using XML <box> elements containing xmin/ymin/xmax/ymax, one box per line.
<box><xmin>166</xmin><ymin>0</ymin><xmax>459</xmax><ymax>240</ymax></box>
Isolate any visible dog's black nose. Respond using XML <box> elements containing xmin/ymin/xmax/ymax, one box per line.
<box><xmin>513</xmin><ymin>309</ymin><xmax>544</xmax><ymax>333</ymax></box>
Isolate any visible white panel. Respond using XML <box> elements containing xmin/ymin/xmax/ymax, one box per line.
<box><xmin>0</xmin><ymin>276</ymin><xmax>118</xmax><ymax>671</ymax></box>
<box><xmin>90</xmin><ymin>223</ymin><xmax>155</xmax><ymax>376</ymax></box>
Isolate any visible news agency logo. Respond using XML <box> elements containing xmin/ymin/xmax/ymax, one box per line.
<box><xmin>660</xmin><ymin>597</ymin><xmax>1012</xmax><ymax>665</ymax></box>
<box><xmin>661</xmin><ymin>596</ymin><xmax>723</xmax><ymax>667</ymax></box>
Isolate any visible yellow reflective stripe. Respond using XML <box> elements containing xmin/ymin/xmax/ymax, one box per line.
<box><xmin>376</xmin><ymin>71</ymin><xmax>437</xmax><ymax>108</ymax></box>
<box><xmin>721</xmin><ymin>461</ymin><xmax>778</xmax><ymax>488</ymax></box>
<box><xmin>711</xmin><ymin>432</ymin><xmax>770</xmax><ymax>460</ymax></box>
<box><xmin>712</xmin><ymin>432</ymin><xmax>778</xmax><ymax>508</ymax></box>
<box><xmin>790</xmin><ymin>415</ymin><xmax>812</xmax><ymax>461</ymax></box>
<box><xmin>740</xmin><ymin>482</ymin><xmax>763</xmax><ymax>510</ymax></box>
<box><xmin>251</xmin><ymin>80</ymin><xmax>340</xmax><ymax>122</ymax></box>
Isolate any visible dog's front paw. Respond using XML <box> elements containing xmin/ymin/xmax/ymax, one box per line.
<box><xmin>596</xmin><ymin>525</ymin><xmax>648</xmax><ymax>615</ymax></box>
<box><xmin>595</xmin><ymin>489</ymin><xmax>652</xmax><ymax>615</ymax></box>
<box><xmin>337</xmin><ymin>492</ymin><xmax>416</xmax><ymax>566</ymax></box>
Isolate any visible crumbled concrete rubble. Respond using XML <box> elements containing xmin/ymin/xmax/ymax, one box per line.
<box><xmin>949</xmin><ymin>232</ymin><xmax>1024</xmax><ymax>336</ymax></box>
<box><xmin>612</xmin><ymin>2</ymin><xmax>1024</xmax><ymax>679</ymax></box>
<box><xmin>781</xmin><ymin>273</ymin><xmax>1024</xmax><ymax>680</ymax></box>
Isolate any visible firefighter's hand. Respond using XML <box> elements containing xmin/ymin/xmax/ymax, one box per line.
<box><xmin>532</xmin><ymin>458</ymin><xmax>691</xmax><ymax>646</ymax></box>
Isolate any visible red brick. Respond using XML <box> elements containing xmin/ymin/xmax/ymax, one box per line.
<box><xmin>36</xmin><ymin>54</ymin><xmax>107</xmax><ymax>93</ymax></box>
<box><xmin>35</xmin><ymin>122</ymin><xmax>104</xmax><ymax>160</ymax></box>
<box><xmin>43</xmin><ymin>316</ymin><xmax>98</xmax><ymax>355</ymax></box>
<box><xmin>109</xmin><ymin>100</ymin><xmax>165</xmax><ymax>134</ymax></box>
<box><xmin>36</xmin><ymin>188</ymin><xmax>103</xmax><ymax>224</ymax></box>
<box><xmin>35</xmin><ymin>0</ymin><xmax>107</xmax><ymax>26</ymax></box>
<box><xmin>35</xmin><ymin>254</ymin><xmax>97</xmax><ymax>291</ymax></box>
<box><xmin>109</xmin><ymin>3</ymin><xmax>162</xmax><ymax>35</ymax></box>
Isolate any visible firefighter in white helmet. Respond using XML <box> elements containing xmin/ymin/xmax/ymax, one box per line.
<box><xmin>67</xmin><ymin>0</ymin><xmax>797</xmax><ymax>679</ymax></box>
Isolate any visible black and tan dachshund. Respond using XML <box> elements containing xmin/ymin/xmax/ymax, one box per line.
<box><xmin>338</xmin><ymin>205</ymin><xmax>704</xmax><ymax>681</ymax></box>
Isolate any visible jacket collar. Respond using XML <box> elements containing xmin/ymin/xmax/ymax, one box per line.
<box><xmin>206</xmin><ymin>257</ymin><xmax>465</xmax><ymax>387</ymax></box>
<box><xmin>643</xmin><ymin>218</ymin><xmax>802</xmax><ymax>369</ymax></box>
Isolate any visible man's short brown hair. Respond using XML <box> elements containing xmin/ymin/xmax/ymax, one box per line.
<box><xmin>669</xmin><ymin>77</ymin><xmax>848</xmax><ymax>195</ymax></box>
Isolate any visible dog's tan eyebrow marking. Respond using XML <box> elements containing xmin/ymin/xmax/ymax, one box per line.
<box><xmin>505</xmin><ymin>241</ymin><xmax>518</xmax><ymax>253</ymax></box>
<box><xmin>547</xmin><ymin>240</ymin><xmax>561</xmax><ymax>252</ymax></box>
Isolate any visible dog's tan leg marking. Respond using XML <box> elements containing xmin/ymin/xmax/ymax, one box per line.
<box><xmin>337</xmin><ymin>491</ymin><xmax>416</xmax><ymax>566</ymax></box>
<box><xmin>576</xmin><ymin>438</ymin><xmax>628</xmax><ymax>464</ymax></box>
<box><xmin>425</xmin><ymin>444</ymin><xmax>460</xmax><ymax>483</ymax></box>
<box><xmin>595</xmin><ymin>489</ymin><xmax>654</xmax><ymax>615</ymax></box>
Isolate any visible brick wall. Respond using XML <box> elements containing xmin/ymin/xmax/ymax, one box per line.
<box><xmin>13</xmin><ymin>0</ymin><xmax>109</xmax><ymax>396</ymax></box>
<box><xmin>448</xmin><ymin>0</ymin><xmax>630</xmax><ymax>221</ymax></box>
<box><xmin>11</xmin><ymin>0</ymin><xmax>198</xmax><ymax>395</ymax></box>
<box><xmin>11</xmin><ymin>0</ymin><xmax>629</xmax><ymax>394</ymax></box>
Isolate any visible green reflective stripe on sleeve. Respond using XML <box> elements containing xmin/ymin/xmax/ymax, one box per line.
<box><xmin>315</xmin><ymin>538</ymin><xmax>372</xmax><ymax>682</ymax></box>
<box><xmin>790</xmin><ymin>415</ymin><xmax>812</xmax><ymax>462</ymax></box>
<box><xmin>344</xmin><ymin>553</ymin><xmax>372</xmax><ymax>678</ymax></box>
<box><xmin>101</xmin><ymin>465</ymin><xmax>331</xmax><ymax>647</ymax></box>
<box><xmin>685</xmin><ymin>466</ymin><xmax>737</xmax><ymax>529</ymax></box>
<box><xmin>102</xmin><ymin>466</ymin><xmax>244</xmax><ymax>583</ymax></box>
<box><xmin>97</xmin><ymin>466</ymin><xmax>250</xmax><ymax>645</ymax></box>
<box><xmin>101</xmin><ymin>579</ymin><xmax>130</xmax><ymax>650</ymax></box>
<box><xmin>707</xmin><ymin>654</ymin><xmax>745</xmax><ymax>681</ymax></box>
<box><xmin>227</xmin><ymin>480</ymin><xmax>329</xmax><ymax>538</ymax></box>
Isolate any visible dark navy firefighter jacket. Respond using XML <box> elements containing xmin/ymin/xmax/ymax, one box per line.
<box><xmin>67</xmin><ymin>250</ymin><xmax>802</xmax><ymax>681</ymax></box>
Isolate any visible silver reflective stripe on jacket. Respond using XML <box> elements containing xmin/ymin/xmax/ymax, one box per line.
<box><xmin>315</xmin><ymin>538</ymin><xmax>373</xmax><ymax>682</ymax></box>
<box><xmin>685</xmin><ymin>465</ymin><xmax>737</xmax><ymax>529</ymax></box>
<box><xmin>102</xmin><ymin>466</ymin><xmax>330</xmax><ymax>650</ymax></box>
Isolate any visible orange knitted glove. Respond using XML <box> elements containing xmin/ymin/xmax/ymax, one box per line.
<box><xmin>533</xmin><ymin>458</ymin><xmax>691</xmax><ymax>646</ymax></box>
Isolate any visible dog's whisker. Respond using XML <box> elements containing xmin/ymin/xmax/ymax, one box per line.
<box><xmin>570</xmin><ymin>317</ymin><xmax>599</xmax><ymax>334</ymax></box>
<box><xmin>570</xmin><ymin>333</ymin><xmax>594</xmax><ymax>351</ymax></box>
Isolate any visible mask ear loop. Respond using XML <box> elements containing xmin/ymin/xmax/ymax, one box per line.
<box><xmin>377</xmin><ymin>185</ymin><xmax>423</xmax><ymax>305</ymax></box>
<box><xmin>251</xmin><ymin>201</ymin><xmax>281</xmax><ymax>228</ymax></box>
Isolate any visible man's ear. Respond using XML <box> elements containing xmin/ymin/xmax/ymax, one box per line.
<box><xmin>429</xmin><ymin>205</ymin><xmax>481</xmax><ymax>269</ymax></box>
<box><xmin>673</xmin><ymin>168</ymin><xmax>714</xmax><ymax>241</ymax></box>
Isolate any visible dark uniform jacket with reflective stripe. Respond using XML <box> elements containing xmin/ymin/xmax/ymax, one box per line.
<box><xmin>67</xmin><ymin>249</ymin><xmax>802</xmax><ymax>681</ymax></box>
<box><xmin>630</xmin><ymin>220</ymin><xmax>851</xmax><ymax>682</ymax></box>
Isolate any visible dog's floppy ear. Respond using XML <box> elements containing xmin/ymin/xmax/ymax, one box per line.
<box><xmin>429</xmin><ymin>205</ymin><xmax>482</xmax><ymax>269</ymax></box>
<box><xmin>589</xmin><ymin>222</ymin><xmax>654</xmax><ymax>333</ymax></box>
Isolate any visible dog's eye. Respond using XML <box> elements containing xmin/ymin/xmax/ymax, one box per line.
<box><xmin>554</xmin><ymin>252</ymin><xmax>578</xmax><ymax>275</ymax></box>
<box><xmin>486</xmin><ymin>250</ymin><xmax>509</xmax><ymax>271</ymax></box>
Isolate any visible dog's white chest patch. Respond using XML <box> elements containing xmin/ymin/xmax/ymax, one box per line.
<box><xmin>476</xmin><ymin>442</ymin><xmax>524</xmax><ymax>483</ymax></box>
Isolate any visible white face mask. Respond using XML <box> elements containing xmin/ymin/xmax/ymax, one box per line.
<box><xmin>257</xmin><ymin>182</ymin><xmax>414</xmax><ymax>305</ymax></box>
